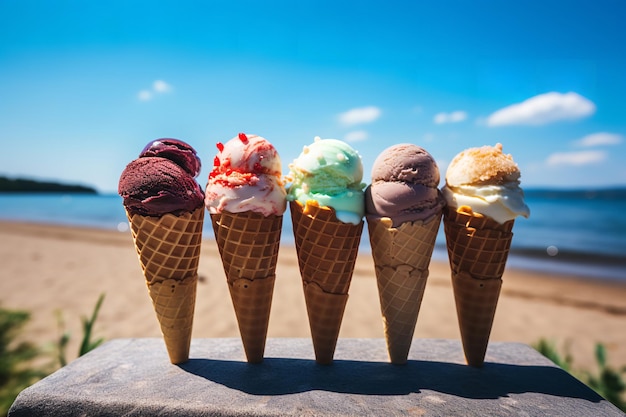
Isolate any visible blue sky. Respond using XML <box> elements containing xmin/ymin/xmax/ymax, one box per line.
<box><xmin>1</xmin><ymin>0</ymin><xmax>625</xmax><ymax>192</ymax></box>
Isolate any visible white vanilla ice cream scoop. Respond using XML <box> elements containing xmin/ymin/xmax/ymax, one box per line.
<box><xmin>441</xmin><ymin>143</ymin><xmax>530</xmax><ymax>224</ymax></box>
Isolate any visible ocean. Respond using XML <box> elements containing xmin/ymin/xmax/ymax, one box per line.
<box><xmin>0</xmin><ymin>191</ymin><xmax>625</xmax><ymax>282</ymax></box>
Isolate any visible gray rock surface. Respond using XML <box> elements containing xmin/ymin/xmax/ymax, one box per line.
<box><xmin>9</xmin><ymin>338</ymin><xmax>623</xmax><ymax>416</ymax></box>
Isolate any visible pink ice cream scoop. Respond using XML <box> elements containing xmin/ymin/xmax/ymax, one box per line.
<box><xmin>205</xmin><ymin>133</ymin><xmax>286</xmax><ymax>216</ymax></box>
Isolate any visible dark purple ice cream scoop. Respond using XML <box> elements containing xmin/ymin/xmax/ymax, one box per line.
<box><xmin>119</xmin><ymin>157</ymin><xmax>204</xmax><ymax>216</ymax></box>
<box><xmin>140</xmin><ymin>138</ymin><xmax>202</xmax><ymax>178</ymax></box>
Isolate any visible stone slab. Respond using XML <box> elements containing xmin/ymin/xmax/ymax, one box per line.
<box><xmin>9</xmin><ymin>338</ymin><xmax>623</xmax><ymax>416</ymax></box>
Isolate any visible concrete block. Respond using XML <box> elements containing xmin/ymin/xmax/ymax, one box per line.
<box><xmin>9</xmin><ymin>338</ymin><xmax>623</xmax><ymax>416</ymax></box>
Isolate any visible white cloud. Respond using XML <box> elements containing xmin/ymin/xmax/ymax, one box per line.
<box><xmin>338</xmin><ymin>106</ymin><xmax>381</xmax><ymax>126</ymax></box>
<box><xmin>546</xmin><ymin>150</ymin><xmax>606</xmax><ymax>166</ymax></box>
<box><xmin>433</xmin><ymin>111</ymin><xmax>467</xmax><ymax>124</ymax></box>
<box><xmin>486</xmin><ymin>92</ymin><xmax>596</xmax><ymax>126</ymax></box>
<box><xmin>138</xmin><ymin>90</ymin><xmax>152</xmax><ymax>101</ymax></box>
<box><xmin>137</xmin><ymin>80</ymin><xmax>173</xmax><ymax>101</ymax></box>
<box><xmin>344</xmin><ymin>130</ymin><xmax>368</xmax><ymax>142</ymax></box>
<box><xmin>422</xmin><ymin>133</ymin><xmax>435</xmax><ymax>142</ymax></box>
<box><xmin>436</xmin><ymin>159</ymin><xmax>449</xmax><ymax>180</ymax></box>
<box><xmin>153</xmin><ymin>80</ymin><xmax>172</xmax><ymax>93</ymax></box>
<box><xmin>574</xmin><ymin>132</ymin><xmax>623</xmax><ymax>147</ymax></box>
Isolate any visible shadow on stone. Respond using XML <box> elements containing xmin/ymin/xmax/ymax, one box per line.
<box><xmin>179</xmin><ymin>357</ymin><xmax>603</xmax><ymax>402</ymax></box>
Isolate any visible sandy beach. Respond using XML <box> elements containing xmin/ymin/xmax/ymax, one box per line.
<box><xmin>1</xmin><ymin>220</ymin><xmax>625</xmax><ymax>371</ymax></box>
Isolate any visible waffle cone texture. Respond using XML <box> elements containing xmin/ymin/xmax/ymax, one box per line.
<box><xmin>443</xmin><ymin>205</ymin><xmax>514</xmax><ymax>367</ymax></box>
<box><xmin>127</xmin><ymin>208</ymin><xmax>204</xmax><ymax>364</ymax></box>
<box><xmin>290</xmin><ymin>200</ymin><xmax>363</xmax><ymax>364</ymax></box>
<box><xmin>367</xmin><ymin>213</ymin><xmax>442</xmax><ymax>364</ymax></box>
<box><xmin>211</xmin><ymin>211</ymin><xmax>282</xmax><ymax>363</ymax></box>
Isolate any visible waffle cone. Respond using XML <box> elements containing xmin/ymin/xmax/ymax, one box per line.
<box><xmin>127</xmin><ymin>208</ymin><xmax>204</xmax><ymax>364</ymax></box>
<box><xmin>443</xmin><ymin>206</ymin><xmax>514</xmax><ymax>280</ymax></box>
<box><xmin>227</xmin><ymin>276</ymin><xmax>275</xmax><ymax>363</ymax></box>
<box><xmin>367</xmin><ymin>214</ymin><xmax>441</xmax><ymax>364</ymax></box>
<box><xmin>443</xmin><ymin>205</ymin><xmax>514</xmax><ymax>367</ymax></box>
<box><xmin>452</xmin><ymin>271</ymin><xmax>501</xmax><ymax>367</ymax></box>
<box><xmin>210</xmin><ymin>211</ymin><xmax>282</xmax><ymax>363</ymax></box>
<box><xmin>303</xmin><ymin>282</ymin><xmax>349</xmax><ymax>365</ymax></box>
<box><xmin>290</xmin><ymin>200</ymin><xmax>363</xmax><ymax>364</ymax></box>
<box><xmin>147</xmin><ymin>276</ymin><xmax>198</xmax><ymax>364</ymax></box>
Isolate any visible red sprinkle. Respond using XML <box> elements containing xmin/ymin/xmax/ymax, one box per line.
<box><xmin>216</xmin><ymin>142</ymin><xmax>224</xmax><ymax>152</ymax></box>
<box><xmin>213</xmin><ymin>156</ymin><xmax>220</xmax><ymax>167</ymax></box>
<box><xmin>238</xmin><ymin>133</ymin><xmax>248</xmax><ymax>143</ymax></box>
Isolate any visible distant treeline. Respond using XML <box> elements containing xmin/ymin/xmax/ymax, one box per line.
<box><xmin>0</xmin><ymin>176</ymin><xmax>98</xmax><ymax>194</ymax></box>
<box><xmin>525</xmin><ymin>187</ymin><xmax>626</xmax><ymax>200</ymax></box>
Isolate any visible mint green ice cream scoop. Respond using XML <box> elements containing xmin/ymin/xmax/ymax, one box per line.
<box><xmin>287</xmin><ymin>137</ymin><xmax>365</xmax><ymax>224</ymax></box>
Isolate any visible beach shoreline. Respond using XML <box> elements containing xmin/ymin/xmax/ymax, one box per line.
<box><xmin>2</xmin><ymin>192</ymin><xmax>625</xmax><ymax>282</ymax></box>
<box><xmin>1</xmin><ymin>220</ymin><xmax>625</xmax><ymax>371</ymax></box>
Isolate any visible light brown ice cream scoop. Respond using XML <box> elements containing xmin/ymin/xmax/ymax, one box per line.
<box><xmin>446</xmin><ymin>143</ymin><xmax>521</xmax><ymax>186</ymax></box>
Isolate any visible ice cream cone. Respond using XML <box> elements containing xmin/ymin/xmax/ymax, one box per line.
<box><xmin>367</xmin><ymin>214</ymin><xmax>441</xmax><ymax>364</ymax></box>
<box><xmin>451</xmin><ymin>271</ymin><xmax>502</xmax><ymax>367</ymax></box>
<box><xmin>147</xmin><ymin>276</ymin><xmax>198</xmax><ymax>364</ymax></box>
<box><xmin>127</xmin><ymin>207</ymin><xmax>204</xmax><ymax>364</ymax></box>
<box><xmin>290</xmin><ymin>200</ymin><xmax>363</xmax><ymax>364</ymax></box>
<box><xmin>443</xmin><ymin>205</ymin><xmax>514</xmax><ymax>367</ymax></box>
<box><xmin>303</xmin><ymin>281</ymin><xmax>349</xmax><ymax>364</ymax></box>
<box><xmin>210</xmin><ymin>211</ymin><xmax>282</xmax><ymax>363</ymax></box>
